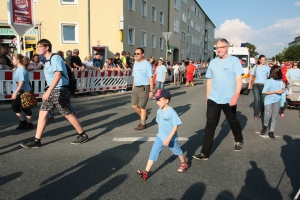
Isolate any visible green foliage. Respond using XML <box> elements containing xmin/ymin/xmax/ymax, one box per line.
<box><xmin>245</xmin><ymin>42</ymin><xmax>259</xmax><ymax>57</ymax></box>
<box><xmin>284</xmin><ymin>45</ymin><xmax>300</xmax><ymax>61</ymax></box>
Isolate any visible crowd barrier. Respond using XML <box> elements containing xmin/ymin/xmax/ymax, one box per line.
<box><xmin>0</xmin><ymin>70</ymin><xmax>133</xmax><ymax>101</ymax></box>
<box><xmin>0</xmin><ymin>67</ymin><xmax>207</xmax><ymax>101</ymax></box>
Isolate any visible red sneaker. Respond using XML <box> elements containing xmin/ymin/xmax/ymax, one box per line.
<box><xmin>178</xmin><ymin>161</ymin><xmax>188</xmax><ymax>172</ymax></box>
<box><xmin>137</xmin><ymin>170</ymin><xmax>148</xmax><ymax>180</ymax></box>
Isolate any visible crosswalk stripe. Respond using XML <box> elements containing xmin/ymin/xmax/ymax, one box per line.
<box><xmin>255</xmin><ymin>132</ymin><xmax>300</xmax><ymax>139</ymax></box>
<box><xmin>113</xmin><ymin>137</ymin><xmax>189</xmax><ymax>142</ymax></box>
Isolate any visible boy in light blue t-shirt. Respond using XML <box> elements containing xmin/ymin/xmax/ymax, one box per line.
<box><xmin>137</xmin><ymin>89</ymin><xmax>188</xmax><ymax>180</ymax></box>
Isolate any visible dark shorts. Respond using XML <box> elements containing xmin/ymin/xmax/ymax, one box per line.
<box><xmin>40</xmin><ymin>88</ymin><xmax>72</xmax><ymax>116</ymax></box>
<box><xmin>131</xmin><ymin>85</ymin><xmax>150</xmax><ymax>109</ymax></box>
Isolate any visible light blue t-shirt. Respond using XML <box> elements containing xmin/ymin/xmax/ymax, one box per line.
<box><xmin>250</xmin><ymin>65</ymin><xmax>270</xmax><ymax>84</ymax></box>
<box><xmin>156</xmin><ymin>65</ymin><xmax>167</xmax><ymax>82</ymax></box>
<box><xmin>156</xmin><ymin>107</ymin><xmax>182</xmax><ymax>142</ymax></box>
<box><xmin>132</xmin><ymin>60</ymin><xmax>153</xmax><ymax>86</ymax></box>
<box><xmin>13</xmin><ymin>66</ymin><xmax>31</xmax><ymax>92</ymax></box>
<box><xmin>44</xmin><ymin>54</ymin><xmax>69</xmax><ymax>89</ymax></box>
<box><xmin>206</xmin><ymin>55</ymin><xmax>244</xmax><ymax>104</ymax></box>
<box><xmin>286</xmin><ymin>68</ymin><xmax>300</xmax><ymax>81</ymax></box>
<box><xmin>262</xmin><ymin>78</ymin><xmax>283</xmax><ymax>105</ymax></box>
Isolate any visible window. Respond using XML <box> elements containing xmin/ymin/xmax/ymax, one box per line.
<box><xmin>187</xmin><ymin>26</ymin><xmax>190</xmax><ymax>33</ymax></box>
<box><xmin>173</xmin><ymin>18</ymin><xmax>179</xmax><ymax>33</ymax></box>
<box><xmin>160</xmin><ymin>11</ymin><xmax>164</xmax><ymax>25</ymax></box>
<box><xmin>174</xmin><ymin>0</ymin><xmax>180</xmax><ymax>11</ymax></box>
<box><xmin>151</xmin><ymin>34</ymin><xmax>156</xmax><ymax>48</ymax></box>
<box><xmin>141</xmin><ymin>1</ymin><xmax>147</xmax><ymax>17</ymax></box>
<box><xmin>188</xmin><ymin>9</ymin><xmax>190</xmax><ymax>19</ymax></box>
<box><xmin>191</xmin><ymin>20</ymin><xmax>194</xmax><ymax>28</ymax></box>
<box><xmin>128</xmin><ymin>26</ymin><xmax>135</xmax><ymax>45</ymax></box>
<box><xmin>151</xmin><ymin>6</ymin><xmax>156</xmax><ymax>21</ymax></box>
<box><xmin>182</xmin><ymin>32</ymin><xmax>186</xmax><ymax>41</ymax></box>
<box><xmin>159</xmin><ymin>37</ymin><xmax>163</xmax><ymax>50</ymax></box>
<box><xmin>181</xmin><ymin>49</ymin><xmax>186</xmax><ymax>59</ymax></box>
<box><xmin>182</xmin><ymin>12</ymin><xmax>187</xmax><ymax>23</ymax></box>
<box><xmin>60</xmin><ymin>23</ymin><xmax>78</xmax><ymax>43</ymax></box>
<box><xmin>141</xmin><ymin>31</ymin><xmax>147</xmax><ymax>47</ymax></box>
<box><xmin>60</xmin><ymin>0</ymin><xmax>77</xmax><ymax>5</ymax></box>
<box><xmin>128</xmin><ymin>0</ymin><xmax>135</xmax><ymax>11</ymax></box>
<box><xmin>183</xmin><ymin>0</ymin><xmax>187</xmax><ymax>5</ymax></box>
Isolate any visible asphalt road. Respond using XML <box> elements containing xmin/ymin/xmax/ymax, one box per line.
<box><xmin>0</xmin><ymin>78</ymin><xmax>299</xmax><ymax>200</ymax></box>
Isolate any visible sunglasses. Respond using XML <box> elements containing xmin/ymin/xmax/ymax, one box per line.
<box><xmin>134</xmin><ymin>53</ymin><xmax>141</xmax><ymax>55</ymax></box>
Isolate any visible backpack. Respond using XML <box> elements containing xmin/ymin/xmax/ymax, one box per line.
<box><xmin>46</xmin><ymin>53</ymin><xmax>77</xmax><ymax>94</ymax></box>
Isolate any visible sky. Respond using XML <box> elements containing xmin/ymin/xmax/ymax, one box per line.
<box><xmin>197</xmin><ymin>0</ymin><xmax>300</xmax><ymax>58</ymax></box>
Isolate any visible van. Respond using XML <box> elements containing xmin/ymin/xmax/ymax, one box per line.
<box><xmin>228</xmin><ymin>47</ymin><xmax>250</xmax><ymax>95</ymax></box>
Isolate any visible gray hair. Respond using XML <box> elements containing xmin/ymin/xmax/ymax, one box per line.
<box><xmin>66</xmin><ymin>50</ymin><xmax>72</xmax><ymax>57</ymax></box>
<box><xmin>215</xmin><ymin>38</ymin><xmax>229</xmax><ymax>46</ymax></box>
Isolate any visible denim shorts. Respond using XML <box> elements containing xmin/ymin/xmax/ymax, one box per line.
<box><xmin>40</xmin><ymin>88</ymin><xmax>72</xmax><ymax>116</ymax></box>
<box><xmin>149</xmin><ymin>135</ymin><xmax>183</xmax><ymax>161</ymax></box>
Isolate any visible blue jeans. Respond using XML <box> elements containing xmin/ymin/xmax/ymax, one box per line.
<box><xmin>252</xmin><ymin>84</ymin><xmax>265</xmax><ymax>117</ymax></box>
<box><xmin>156</xmin><ymin>81</ymin><xmax>164</xmax><ymax>90</ymax></box>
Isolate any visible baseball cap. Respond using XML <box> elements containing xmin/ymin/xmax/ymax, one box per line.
<box><xmin>285</xmin><ymin>62</ymin><xmax>290</xmax><ymax>65</ymax></box>
<box><xmin>155</xmin><ymin>89</ymin><xmax>171</xmax><ymax>100</ymax></box>
<box><xmin>95</xmin><ymin>52</ymin><xmax>100</xmax><ymax>55</ymax></box>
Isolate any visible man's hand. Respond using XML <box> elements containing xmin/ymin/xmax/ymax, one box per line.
<box><xmin>42</xmin><ymin>91</ymin><xmax>51</xmax><ymax>102</ymax></box>
<box><xmin>229</xmin><ymin>94</ymin><xmax>239</xmax><ymax>106</ymax></box>
<box><xmin>248</xmin><ymin>85</ymin><xmax>252</xmax><ymax>89</ymax></box>
<box><xmin>163</xmin><ymin>138</ymin><xmax>171</xmax><ymax>146</ymax></box>
<box><xmin>149</xmin><ymin>91</ymin><xmax>154</xmax><ymax>99</ymax></box>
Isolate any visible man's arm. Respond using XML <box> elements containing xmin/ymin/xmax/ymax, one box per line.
<box><xmin>229</xmin><ymin>75</ymin><xmax>242</xmax><ymax>106</ymax></box>
<box><xmin>206</xmin><ymin>78</ymin><xmax>212</xmax><ymax>104</ymax></box>
<box><xmin>43</xmin><ymin>71</ymin><xmax>61</xmax><ymax>101</ymax></box>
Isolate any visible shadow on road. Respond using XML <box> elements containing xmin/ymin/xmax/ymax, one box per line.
<box><xmin>0</xmin><ymin>172</ymin><xmax>23</xmax><ymax>187</ymax></box>
<box><xmin>215</xmin><ymin>190</ymin><xmax>234</xmax><ymax>200</ymax></box>
<box><xmin>280</xmin><ymin>135</ymin><xmax>300</xmax><ymax>199</ymax></box>
<box><xmin>19</xmin><ymin>141</ymin><xmax>145</xmax><ymax>200</ymax></box>
<box><xmin>236</xmin><ymin>161</ymin><xmax>283</xmax><ymax>200</ymax></box>
<box><xmin>181</xmin><ymin>182</ymin><xmax>206</xmax><ymax>200</ymax></box>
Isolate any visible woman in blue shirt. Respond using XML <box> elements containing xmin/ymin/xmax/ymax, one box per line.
<box><xmin>248</xmin><ymin>55</ymin><xmax>270</xmax><ymax>120</ymax></box>
<box><xmin>261</xmin><ymin>65</ymin><xmax>285</xmax><ymax>139</ymax></box>
<box><xmin>11</xmin><ymin>54</ymin><xmax>33</xmax><ymax>130</ymax></box>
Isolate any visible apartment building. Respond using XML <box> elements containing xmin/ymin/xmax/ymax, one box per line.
<box><xmin>0</xmin><ymin>0</ymin><xmax>214</xmax><ymax>62</ymax></box>
<box><xmin>169</xmin><ymin>0</ymin><xmax>215</xmax><ymax>62</ymax></box>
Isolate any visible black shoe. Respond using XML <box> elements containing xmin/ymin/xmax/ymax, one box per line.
<box><xmin>16</xmin><ymin>120</ymin><xmax>27</xmax><ymax>130</ymax></box>
<box><xmin>269</xmin><ymin>132</ymin><xmax>275</xmax><ymax>139</ymax></box>
<box><xmin>23</xmin><ymin>123</ymin><xmax>33</xmax><ymax>130</ymax></box>
<box><xmin>260</xmin><ymin>126</ymin><xmax>268</xmax><ymax>135</ymax></box>
<box><xmin>234</xmin><ymin>141</ymin><xmax>243</xmax><ymax>151</ymax></box>
<box><xmin>20</xmin><ymin>139</ymin><xmax>41</xmax><ymax>148</ymax></box>
<box><xmin>71</xmin><ymin>133</ymin><xmax>88</xmax><ymax>145</ymax></box>
<box><xmin>192</xmin><ymin>153</ymin><xmax>209</xmax><ymax>160</ymax></box>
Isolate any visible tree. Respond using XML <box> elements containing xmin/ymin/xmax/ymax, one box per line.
<box><xmin>245</xmin><ymin>42</ymin><xmax>259</xmax><ymax>57</ymax></box>
<box><xmin>284</xmin><ymin>45</ymin><xmax>300</xmax><ymax>61</ymax></box>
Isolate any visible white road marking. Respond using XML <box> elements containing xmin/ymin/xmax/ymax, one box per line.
<box><xmin>113</xmin><ymin>137</ymin><xmax>189</xmax><ymax>142</ymax></box>
<box><xmin>255</xmin><ymin>132</ymin><xmax>300</xmax><ymax>139</ymax></box>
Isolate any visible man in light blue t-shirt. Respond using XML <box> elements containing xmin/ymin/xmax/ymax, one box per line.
<box><xmin>193</xmin><ymin>38</ymin><xmax>244</xmax><ymax>160</ymax></box>
<box><xmin>20</xmin><ymin>39</ymin><xmax>88</xmax><ymax>149</ymax></box>
<box><xmin>131</xmin><ymin>47</ymin><xmax>154</xmax><ymax>130</ymax></box>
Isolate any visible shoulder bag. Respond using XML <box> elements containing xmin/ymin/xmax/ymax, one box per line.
<box><xmin>20</xmin><ymin>82</ymin><xmax>37</xmax><ymax>109</ymax></box>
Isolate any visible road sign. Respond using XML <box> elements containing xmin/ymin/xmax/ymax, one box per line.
<box><xmin>7</xmin><ymin>0</ymin><xmax>35</xmax><ymax>36</ymax></box>
<box><xmin>162</xmin><ymin>32</ymin><xmax>172</xmax><ymax>41</ymax></box>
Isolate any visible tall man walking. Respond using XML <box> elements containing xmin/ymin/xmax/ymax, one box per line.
<box><xmin>131</xmin><ymin>47</ymin><xmax>154</xmax><ymax>130</ymax></box>
<box><xmin>193</xmin><ymin>38</ymin><xmax>244</xmax><ymax>160</ymax></box>
<box><xmin>20</xmin><ymin>39</ymin><xmax>88</xmax><ymax>148</ymax></box>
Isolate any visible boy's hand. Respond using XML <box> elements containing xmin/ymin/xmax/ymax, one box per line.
<box><xmin>163</xmin><ymin>138</ymin><xmax>171</xmax><ymax>146</ymax></box>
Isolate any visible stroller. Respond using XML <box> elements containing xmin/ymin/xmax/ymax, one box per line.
<box><xmin>285</xmin><ymin>80</ymin><xmax>300</xmax><ymax>116</ymax></box>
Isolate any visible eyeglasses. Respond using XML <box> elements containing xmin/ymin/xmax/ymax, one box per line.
<box><xmin>37</xmin><ymin>45</ymin><xmax>44</xmax><ymax>48</ymax></box>
<box><xmin>215</xmin><ymin>46</ymin><xmax>227</xmax><ymax>50</ymax></box>
<box><xmin>134</xmin><ymin>53</ymin><xmax>140</xmax><ymax>55</ymax></box>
